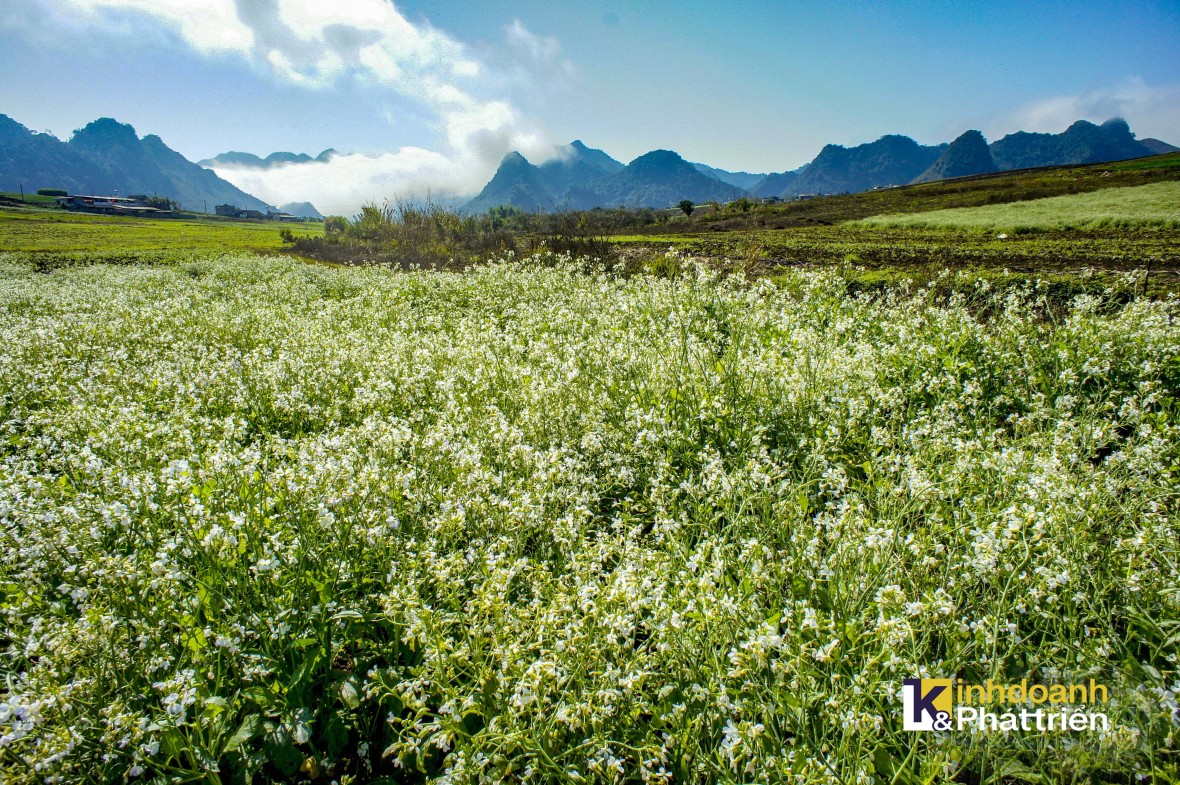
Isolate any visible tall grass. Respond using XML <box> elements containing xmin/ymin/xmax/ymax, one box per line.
<box><xmin>0</xmin><ymin>252</ymin><xmax>1177</xmax><ymax>783</ymax></box>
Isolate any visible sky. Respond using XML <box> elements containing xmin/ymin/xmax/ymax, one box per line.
<box><xmin>1</xmin><ymin>0</ymin><xmax>1178</xmax><ymax>215</ymax></box>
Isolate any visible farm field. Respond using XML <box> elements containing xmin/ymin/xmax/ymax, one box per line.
<box><xmin>0</xmin><ymin>206</ymin><xmax>320</xmax><ymax>261</ymax></box>
<box><xmin>608</xmin><ymin>166</ymin><xmax>1180</xmax><ymax>297</ymax></box>
<box><xmin>0</xmin><ymin>192</ymin><xmax>59</xmax><ymax>207</ymax></box>
<box><xmin>858</xmin><ymin>181</ymin><xmax>1180</xmax><ymax>232</ymax></box>
<box><xmin>1</xmin><ymin>251</ymin><xmax>1177</xmax><ymax>782</ymax></box>
<box><xmin>611</xmin><ymin>225</ymin><xmax>1180</xmax><ymax>297</ymax></box>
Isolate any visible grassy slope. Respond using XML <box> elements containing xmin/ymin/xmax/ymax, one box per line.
<box><xmin>858</xmin><ymin>180</ymin><xmax>1180</xmax><ymax>231</ymax></box>
<box><xmin>0</xmin><ymin>205</ymin><xmax>320</xmax><ymax>257</ymax></box>
<box><xmin>0</xmin><ymin>191</ymin><xmax>58</xmax><ymax>206</ymax></box>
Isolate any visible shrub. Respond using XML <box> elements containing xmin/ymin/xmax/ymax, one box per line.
<box><xmin>287</xmin><ymin>199</ymin><xmax>516</xmax><ymax>269</ymax></box>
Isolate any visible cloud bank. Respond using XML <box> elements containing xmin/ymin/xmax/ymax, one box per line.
<box><xmin>43</xmin><ymin>0</ymin><xmax>571</xmax><ymax>213</ymax></box>
<box><xmin>992</xmin><ymin>78</ymin><xmax>1180</xmax><ymax>143</ymax></box>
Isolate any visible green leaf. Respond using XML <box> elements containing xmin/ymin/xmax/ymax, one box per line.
<box><xmin>242</xmin><ymin>686</ymin><xmax>276</xmax><ymax>709</ymax></box>
<box><xmin>992</xmin><ymin>758</ymin><xmax>1044</xmax><ymax>783</ymax></box>
<box><xmin>270</xmin><ymin>740</ymin><xmax>302</xmax><ymax>777</ymax></box>
<box><xmin>223</xmin><ymin>713</ymin><xmax>261</xmax><ymax>753</ymax></box>
<box><xmin>202</xmin><ymin>695</ymin><xmax>228</xmax><ymax>718</ymax></box>
<box><xmin>321</xmin><ymin>714</ymin><xmax>349</xmax><ymax>758</ymax></box>
<box><xmin>872</xmin><ymin>746</ymin><xmax>897</xmax><ymax>777</ymax></box>
<box><xmin>461</xmin><ymin>711</ymin><xmax>485</xmax><ymax>736</ymax></box>
<box><xmin>340</xmin><ymin>679</ymin><xmax>360</xmax><ymax>709</ymax></box>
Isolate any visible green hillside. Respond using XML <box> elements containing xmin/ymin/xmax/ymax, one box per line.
<box><xmin>671</xmin><ymin>152</ymin><xmax>1180</xmax><ymax>230</ymax></box>
<box><xmin>858</xmin><ymin>180</ymin><xmax>1180</xmax><ymax>231</ymax></box>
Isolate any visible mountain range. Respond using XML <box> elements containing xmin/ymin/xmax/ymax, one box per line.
<box><xmin>278</xmin><ymin>201</ymin><xmax>324</xmax><ymax>220</ymax></box>
<box><xmin>0</xmin><ymin>114</ymin><xmax>270</xmax><ymax>211</ymax></box>
<box><xmin>198</xmin><ymin>149</ymin><xmax>337</xmax><ymax>169</ymax></box>
<box><xmin>464</xmin><ymin>141</ymin><xmax>749</xmax><ymax>213</ymax></box>
<box><xmin>1</xmin><ymin>110</ymin><xmax>1176</xmax><ymax>217</ymax></box>
<box><xmin>467</xmin><ymin>118</ymin><xmax>1177</xmax><ymax>212</ymax></box>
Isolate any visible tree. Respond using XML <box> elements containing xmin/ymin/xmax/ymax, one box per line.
<box><xmin>37</xmin><ymin>188</ymin><xmax>67</xmax><ymax>197</ymax></box>
<box><xmin>143</xmin><ymin>196</ymin><xmax>179</xmax><ymax>211</ymax></box>
<box><xmin>729</xmin><ymin>197</ymin><xmax>753</xmax><ymax>214</ymax></box>
<box><xmin>678</xmin><ymin>199</ymin><xmax>694</xmax><ymax>217</ymax></box>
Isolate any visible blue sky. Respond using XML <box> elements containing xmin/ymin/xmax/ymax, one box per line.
<box><xmin>2</xmin><ymin>0</ymin><xmax>1178</xmax><ymax>214</ymax></box>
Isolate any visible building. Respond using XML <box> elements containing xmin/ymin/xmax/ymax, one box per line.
<box><xmin>217</xmin><ymin>204</ymin><xmax>302</xmax><ymax>221</ymax></box>
<box><xmin>55</xmin><ymin>195</ymin><xmax>174</xmax><ymax>217</ymax></box>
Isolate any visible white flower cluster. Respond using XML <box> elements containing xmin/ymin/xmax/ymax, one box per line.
<box><xmin>0</xmin><ymin>252</ymin><xmax>1176</xmax><ymax>782</ymax></box>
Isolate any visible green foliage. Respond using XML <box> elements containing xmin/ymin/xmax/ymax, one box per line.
<box><xmin>288</xmin><ymin>201</ymin><xmax>637</xmax><ymax>268</ymax></box>
<box><xmin>0</xmin><ymin>253</ymin><xmax>1177</xmax><ymax>783</ymax></box>
<box><xmin>729</xmin><ymin>196</ymin><xmax>754</xmax><ymax>213</ymax></box>
<box><xmin>35</xmin><ymin>188</ymin><xmax>67</xmax><ymax>197</ymax></box>
<box><xmin>288</xmin><ymin>198</ymin><xmax>517</xmax><ymax>269</ymax></box>
<box><xmin>678</xmin><ymin>199</ymin><xmax>694</xmax><ymax>216</ymax></box>
<box><xmin>142</xmin><ymin>195</ymin><xmax>179</xmax><ymax>211</ymax></box>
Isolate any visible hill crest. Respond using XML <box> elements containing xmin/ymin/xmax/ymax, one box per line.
<box><xmin>0</xmin><ymin>113</ymin><xmax>271</xmax><ymax>211</ymax></box>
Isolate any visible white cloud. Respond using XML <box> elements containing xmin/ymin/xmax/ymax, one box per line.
<box><xmin>212</xmin><ymin>149</ymin><xmax>464</xmax><ymax>217</ymax></box>
<box><xmin>40</xmin><ymin>0</ymin><xmax>566</xmax><ymax>211</ymax></box>
<box><xmin>60</xmin><ymin>0</ymin><xmax>254</xmax><ymax>52</ymax></box>
<box><xmin>497</xmin><ymin>19</ymin><xmax>577</xmax><ymax>92</ymax></box>
<box><xmin>993</xmin><ymin>78</ymin><xmax>1180</xmax><ymax>142</ymax></box>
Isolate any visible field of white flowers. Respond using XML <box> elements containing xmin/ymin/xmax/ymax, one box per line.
<box><xmin>1</xmin><ymin>251</ymin><xmax>1178</xmax><ymax>783</ymax></box>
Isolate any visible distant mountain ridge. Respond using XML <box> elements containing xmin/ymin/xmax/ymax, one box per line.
<box><xmin>469</xmin><ymin>117</ymin><xmax>1169</xmax><ymax>212</ymax></box>
<box><xmin>1140</xmin><ymin>138</ymin><xmax>1180</xmax><ymax>155</ymax></box>
<box><xmin>278</xmin><ymin>201</ymin><xmax>323</xmax><ymax>220</ymax></box>
<box><xmin>989</xmin><ymin>118</ymin><xmax>1150</xmax><ymax>171</ymax></box>
<box><xmin>690</xmin><ymin>162</ymin><xmax>768</xmax><ymax>190</ymax></box>
<box><xmin>784</xmin><ymin>135</ymin><xmax>946</xmax><ymax>196</ymax></box>
<box><xmin>464</xmin><ymin>144</ymin><xmax>736</xmax><ymax>213</ymax></box>
<box><xmin>913</xmin><ymin>130</ymin><xmax>997</xmax><ymax>184</ymax></box>
<box><xmin>464</xmin><ymin>140</ymin><xmax>625</xmax><ymax>214</ymax></box>
<box><xmin>0</xmin><ymin>114</ymin><xmax>270</xmax><ymax>211</ymax></box>
<box><xmin>199</xmin><ymin>149</ymin><xmax>337</xmax><ymax>169</ymax></box>
<box><xmin>587</xmin><ymin>149</ymin><xmax>737</xmax><ymax>208</ymax></box>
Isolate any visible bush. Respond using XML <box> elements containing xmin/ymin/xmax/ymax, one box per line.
<box><xmin>287</xmin><ymin>199</ymin><xmax>516</xmax><ymax>269</ymax></box>
<box><xmin>36</xmin><ymin>188</ymin><xmax>67</xmax><ymax>197</ymax></box>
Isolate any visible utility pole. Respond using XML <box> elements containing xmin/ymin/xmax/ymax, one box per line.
<box><xmin>19</xmin><ymin>183</ymin><xmax>24</xmax><ymax>203</ymax></box>
<box><xmin>203</xmin><ymin>200</ymin><xmax>207</xmax><ymax>214</ymax></box>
